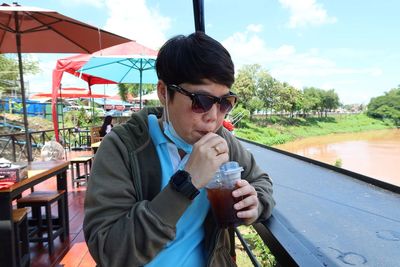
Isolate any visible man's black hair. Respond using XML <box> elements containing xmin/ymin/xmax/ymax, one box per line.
<box><xmin>156</xmin><ymin>32</ymin><xmax>235</xmax><ymax>91</ymax></box>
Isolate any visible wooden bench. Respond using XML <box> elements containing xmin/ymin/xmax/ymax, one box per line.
<box><xmin>17</xmin><ymin>190</ymin><xmax>67</xmax><ymax>255</ymax></box>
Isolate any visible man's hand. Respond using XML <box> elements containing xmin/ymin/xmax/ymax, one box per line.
<box><xmin>184</xmin><ymin>133</ymin><xmax>229</xmax><ymax>189</ymax></box>
<box><xmin>233</xmin><ymin>179</ymin><xmax>260</xmax><ymax>225</ymax></box>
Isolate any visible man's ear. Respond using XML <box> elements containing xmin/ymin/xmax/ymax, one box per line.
<box><xmin>157</xmin><ymin>80</ymin><xmax>167</xmax><ymax>105</ymax></box>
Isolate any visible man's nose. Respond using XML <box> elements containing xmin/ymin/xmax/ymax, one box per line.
<box><xmin>204</xmin><ymin>104</ymin><xmax>219</xmax><ymax>122</ymax></box>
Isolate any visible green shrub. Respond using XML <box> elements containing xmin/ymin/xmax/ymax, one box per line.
<box><xmin>238</xmin><ymin>226</ymin><xmax>276</xmax><ymax>266</ymax></box>
<box><xmin>334</xmin><ymin>158</ymin><xmax>342</xmax><ymax>167</ymax></box>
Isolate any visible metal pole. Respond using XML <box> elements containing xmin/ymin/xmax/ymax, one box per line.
<box><xmin>192</xmin><ymin>0</ymin><xmax>205</xmax><ymax>32</ymax></box>
<box><xmin>234</xmin><ymin>227</ymin><xmax>262</xmax><ymax>267</ymax></box>
<box><xmin>59</xmin><ymin>85</ymin><xmax>68</xmax><ymax>159</ymax></box>
<box><xmin>139</xmin><ymin>59</ymin><xmax>143</xmax><ymax>109</ymax></box>
<box><xmin>14</xmin><ymin>11</ymin><xmax>33</xmax><ymax>162</ymax></box>
<box><xmin>103</xmin><ymin>84</ymin><xmax>106</xmax><ymax>112</ymax></box>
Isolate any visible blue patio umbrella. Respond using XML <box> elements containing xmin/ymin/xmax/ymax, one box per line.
<box><xmin>78</xmin><ymin>55</ymin><xmax>158</xmax><ymax>109</ymax></box>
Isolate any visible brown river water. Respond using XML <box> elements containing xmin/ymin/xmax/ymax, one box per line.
<box><xmin>274</xmin><ymin>129</ymin><xmax>400</xmax><ymax>187</ymax></box>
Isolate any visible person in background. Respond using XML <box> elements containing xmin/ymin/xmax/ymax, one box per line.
<box><xmin>84</xmin><ymin>32</ymin><xmax>275</xmax><ymax>267</ymax></box>
<box><xmin>99</xmin><ymin>115</ymin><xmax>113</xmax><ymax>137</ymax></box>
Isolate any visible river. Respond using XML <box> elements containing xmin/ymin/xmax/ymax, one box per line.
<box><xmin>274</xmin><ymin>129</ymin><xmax>400</xmax><ymax>187</ymax></box>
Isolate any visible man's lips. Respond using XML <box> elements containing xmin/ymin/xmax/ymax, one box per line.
<box><xmin>197</xmin><ymin>129</ymin><xmax>216</xmax><ymax>136</ymax></box>
<box><xmin>197</xmin><ymin>130</ymin><xmax>209</xmax><ymax>136</ymax></box>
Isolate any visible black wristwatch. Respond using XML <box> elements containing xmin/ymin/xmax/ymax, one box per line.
<box><xmin>170</xmin><ymin>170</ymin><xmax>200</xmax><ymax>200</ymax></box>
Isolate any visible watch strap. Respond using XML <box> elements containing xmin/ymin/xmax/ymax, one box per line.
<box><xmin>170</xmin><ymin>170</ymin><xmax>200</xmax><ymax>200</ymax></box>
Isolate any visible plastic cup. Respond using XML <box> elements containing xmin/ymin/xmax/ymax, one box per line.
<box><xmin>206</xmin><ymin>161</ymin><xmax>244</xmax><ymax>228</ymax></box>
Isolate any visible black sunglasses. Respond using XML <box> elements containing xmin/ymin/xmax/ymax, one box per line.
<box><xmin>167</xmin><ymin>84</ymin><xmax>237</xmax><ymax>113</ymax></box>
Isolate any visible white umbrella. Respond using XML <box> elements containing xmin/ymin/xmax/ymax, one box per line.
<box><xmin>133</xmin><ymin>90</ymin><xmax>159</xmax><ymax>101</ymax></box>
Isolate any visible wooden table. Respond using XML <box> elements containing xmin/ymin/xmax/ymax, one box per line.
<box><xmin>91</xmin><ymin>141</ymin><xmax>101</xmax><ymax>154</ymax></box>
<box><xmin>0</xmin><ymin>160</ymin><xmax>69</xmax><ymax>267</ymax></box>
<box><xmin>70</xmin><ymin>156</ymin><xmax>93</xmax><ymax>187</ymax></box>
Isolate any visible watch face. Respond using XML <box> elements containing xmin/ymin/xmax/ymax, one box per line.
<box><xmin>171</xmin><ymin>170</ymin><xmax>199</xmax><ymax>200</ymax></box>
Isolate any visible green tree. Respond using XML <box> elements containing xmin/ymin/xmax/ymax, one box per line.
<box><xmin>0</xmin><ymin>54</ymin><xmax>39</xmax><ymax>96</ymax></box>
<box><xmin>283</xmin><ymin>84</ymin><xmax>303</xmax><ymax>117</ymax></box>
<box><xmin>232</xmin><ymin>64</ymin><xmax>260</xmax><ymax>112</ymax></box>
<box><xmin>321</xmin><ymin>89</ymin><xmax>340</xmax><ymax>116</ymax></box>
<box><xmin>277</xmin><ymin>83</ymin><xmax>303</xmax><ymax>117</ymax></box>
<box><xmin>367</xmin><ymin>87</ymin><xmax>400</xmax><ymax>125</ymax></box>
<box><xmin>248</xmin><ymin>97</ymin><xmax>264</xmax><ymax>118</ymax></box>
<box><xmin>257</xmin><ymin>71</ymin><xmax>280</xmax><ymax>117</ymax></box>
<box><xmin>303</xmin><ymin>87</ymin><xmax>324</xmax><ymax>116</ymax></box>
<box><xmin>117</xmin><ymin>83</ymin><xmax>155</xmax><ymax>101</ymax></box>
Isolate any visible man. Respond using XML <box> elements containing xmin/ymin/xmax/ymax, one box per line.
<box><xmin>84</xmin><ymin>32</ymin><xmax>275</xmax><ymax>267</ymax></box>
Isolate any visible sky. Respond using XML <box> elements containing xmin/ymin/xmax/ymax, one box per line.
<box><xmin>15</xmin><ymin>0</ymin><xmax>400</xmax><ymax>105</ymax></box>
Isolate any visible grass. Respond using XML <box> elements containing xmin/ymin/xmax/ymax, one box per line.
<box><xmin>235</xmin><ymin>225</ymin><xmax>276</xmax><ymax>266</ymax></box>
<box><xmin>235</xmin><ymin>113</ymin><xmax>395</xmax><ymax>146</ymax></box>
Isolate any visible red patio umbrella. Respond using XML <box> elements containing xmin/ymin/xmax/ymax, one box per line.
<box><xmin>52</xmin><ymin>41</ymin><xmax>157</xmax><ymax>139</ymax></box>
<box><xmin>53</xmin><ymin>54</ymin><xmax>116</xmax><ymax>87</ymax></box>
<box><xmin>0</xmin><ymin>2</ymin><xmax>131</xmax><ymax>163</ymax></box>
<box><xmin>52</xmin><ymin>41</ymin><xmax>157</xmax><ymax>92</ymax></box>
<box><xmin>32</xmin><ymin>87</ymin><xmax>110</xmax><ymax>99</ymax></box>
<box><xmin>51</xmin><ymin>54</ymin><xmax>117</xmax><ymax>142</ymax></box>
<box><xmin>52</xmin><ymin>41</ymin><xmax>157</xmax><ymax>93</ymax></box>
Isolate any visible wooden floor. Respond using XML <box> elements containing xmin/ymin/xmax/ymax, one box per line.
<box><xmin>19</xmin><ymin>150</ymin><xmax>96</xmax><ymax>267</ymax></box>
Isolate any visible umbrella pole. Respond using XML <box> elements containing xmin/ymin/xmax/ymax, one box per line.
<box><xmin>92</xmin><ymin>97</ymin><xmax>94</xmax><ymax>127</ymax></box>
<box><xmin>14</xmin><ymin>11</ymin><xmax>33</xmax><ymax>162</ymax></box>
<box><xmin>104</xmin><ymin>85</ymin><xmax>107</xmax><ymax>113</ymax></box>
<box><xmin>59</xmin><ymin>87</ymin><xmax>67</xmax><ymax>160</ymax></box>
<box><xmin>89</xmin><ymin>84</ymin><xmax>95</xmax><ymax>128</ymax></box>
<box><xmin>139</xmin><ymin>59</ymin><xmax>143</xmax><ymax>109</ymax></box>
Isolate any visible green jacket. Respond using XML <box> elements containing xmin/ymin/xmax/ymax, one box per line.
<box><xmin>83</xmin><ymin>107</ymin><xmax>275</xmax><ymax>267</ymax></box>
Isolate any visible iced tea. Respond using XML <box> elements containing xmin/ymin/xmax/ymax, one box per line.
<box><xmin>207</xmin><ymin>187</ymin><xmax>242</xmax><ymax>228</ymax></box>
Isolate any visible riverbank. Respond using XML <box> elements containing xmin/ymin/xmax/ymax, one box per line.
<box><xmin>0</xmin><ymin>113</ymin><xmax>53</xmax><ymax>134</ymax></box>
<box><xmin>234</xmin><ymin>113</ymin><xmax>395</xmax><ymax>146</ymax></box>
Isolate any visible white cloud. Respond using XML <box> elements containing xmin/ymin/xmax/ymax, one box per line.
<box><xmin>25</xmin><ymin>55</ymin><xmax>91</xmax><ymax>95</ymax></box>
<box><xmin>60</xmin><ymin>0</ymin><xmax>105</xmax><ymax>8</ymax></box>
<box><xmin>24</xmin><ymin>0</ymin><xmax>172</xmax><ymax>95</ymax></box>
<box><xmin>279</xmin><ymin>0</ymin><xmax>337</xmax><ymax>28</ymax></box>
<box><xmin>223</xmin><ymin>32</ymin><xmax>268</xmax><ymax>66</ymax></box>
<box><xmin>271</xmin><ymin>65</ymin><xmax>382</xmax><ymax>78</ymax></box>
<box><xmin>275</xmin><ymin>45</ymin><xmax>296</xmax><ymax>58</ymax></box>
<box><xmin>246</xmin><ymin>24</ymin><xmax>263</xmax><ymax>33</ymax></box>
<box><xmin>223</xmin><ymin>29</ymin><xmax>379</xmax><ymax>80</ymax></box>
<box><xmin>103</xmin><ymin>0</ymin><xmax>171</xmax><ymax>49</ymax></box>
<box><xmin>222</xmin><ymin>29</ymin><xmax>384</xmax><ymax>104</ymax></box>
<box><xmin>25</xmin><ymin>56</ymin><xmax>53</xmax><ymax>94</ymax></box>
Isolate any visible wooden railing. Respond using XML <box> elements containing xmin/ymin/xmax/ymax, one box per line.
<box><xmin>0</xmin><ymin>127</ymin><xmax>90</xmax><ymax>161</ymax></box>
